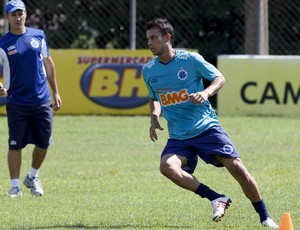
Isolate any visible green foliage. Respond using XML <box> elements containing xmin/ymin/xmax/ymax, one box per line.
<box><xmin>71</xmin><ymin>34</ymin><xmax>97</xmax><ymax>49</ymax></box>
<box><xmin>0</xmin><ymin>115</ymin><xmax>299</xmax><ymax>229</ymax></box>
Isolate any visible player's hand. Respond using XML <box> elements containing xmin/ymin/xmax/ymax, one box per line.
<box><xmin>189</xmin><ymin>91</ymin><xmax>209</xmax><ymax>105</ymax></box>
<box><xmin>52</xmin><ymin>93</ymin><xmax>62</xmax><ymax>111</ymax></box>
<box><xmin>0</xmin><ymin>82</ymin><xmax>7</xmax><ymax>96</ymax></box>
<box><xmin>149</xmin><ymin>120</ymin><xmax>164</xmax><ymax>142</ymax></box>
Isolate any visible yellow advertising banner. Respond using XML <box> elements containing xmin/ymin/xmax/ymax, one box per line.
<box><xmin>0</xmin><ymin>49</ymin><xmax>154</xmax><ymax>115</ymax></box>
<box><xmin>217</xmin><ymin>55</ymin><xmax>300</xmax><ymax>117</ymax></box>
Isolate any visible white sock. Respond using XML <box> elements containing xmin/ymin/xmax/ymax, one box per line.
<box><xmin>11</xmin><ymin>179</ymin><xmax>20</xmax><ymax>188</ymax></box>
<box><xmin>29</xmin><ymin>167</ymin><xmax>39</xmax><ymax>179</ymax></box>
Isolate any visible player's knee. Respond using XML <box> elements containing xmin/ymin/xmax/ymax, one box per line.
<box><xmin>228</xmin><ymin>158</ymin><xmax>254</xmax><ymax>182</ymax></box>
<box><xmin>159</xmin><ymin>161</ymin><xmax>168</xmax><ymax>176</ymax></box>
<box><xmin>160</xmin><ymin>160</ymin><xmax>174</xmax><ymax>177</ymax></box>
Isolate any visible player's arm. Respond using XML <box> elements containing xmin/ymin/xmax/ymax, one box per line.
<box><xmin>43</xmin><ymin>56</ymin><xmax>62</xmax><ymax>111</ymax></box>
<box><xmin>203</xmin><ymin>73</ymin><xmax>225</xmax><ymax>97</ymax></box>
<box><xmin>0</xmin><ymin>82</ymin><xmax>7</xmax><ymax>96</ymax></box>
<box><xmin>149</xmin><ymin>98</ymin><xmax>164</xmax><ymax>142</ymax></box>
<box><xmin>190</xmin><ymin>73</ymin><xmax>225</xmax><ymax>104</ymax></box>
<box><xmin>0</xmin><ymin>51</ymin><xmax>8</xmax><ymax>96</ymax></box>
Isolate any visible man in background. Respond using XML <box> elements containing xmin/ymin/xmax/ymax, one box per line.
<box><xmin>0</xmin><ymin>0</ymin><xmax>62</xmax><ymax>197</ymax></box>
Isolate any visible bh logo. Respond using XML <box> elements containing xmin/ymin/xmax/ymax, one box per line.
<box><xmin>80</xmin><ymin>64</ymin><xmax>149</xmax><ymax>108</ymax></box>
<box><xmin>0</xmin><ymin>64</ymin><xmax>6</xmax><ymax>106</ymax></box>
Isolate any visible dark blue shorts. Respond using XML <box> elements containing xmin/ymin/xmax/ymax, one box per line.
<box><xmin>6</xmin><ymin>101</ymin><xmax>53</xmax><ymax>150</ymax></box>
<box><xmin>161</xmin><ymin>125</ymin><xmax>240</xmax><ymax>173</ymax></box>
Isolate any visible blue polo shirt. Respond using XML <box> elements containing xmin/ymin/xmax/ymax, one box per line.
<box><xmin>0</xmin><ymin>27</ymin><xmax>51</xmax><ymax>105</ymax></box>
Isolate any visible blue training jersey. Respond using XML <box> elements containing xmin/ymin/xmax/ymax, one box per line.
<box><xmin>142</xmin><ymin>50</ymin><xmax>221</xmax><ymax>140</ymax></box>
<box><xmin>0</xmin><ymin>27</ymin><xmax>51</xmax><ymax>105</ymax></box>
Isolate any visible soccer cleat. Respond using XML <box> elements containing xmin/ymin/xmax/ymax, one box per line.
<box><xmin>262</xmin><ymin>218</ymin><xmax>279</xmax><ymax>228</ymax></box>
<box><xmin>23</xmin><ymin>176</ymin><xmax>44</xmax><ymax>196</ymax></box>
<box><xmin>211</xmin><ymin>196</ymin><xmax>232</xmax><ymax>222</ymax></box>
<box><xmin>8</xmin><ymin>187</ymin><xmax>22</xmax><ymax>197</ymax></box>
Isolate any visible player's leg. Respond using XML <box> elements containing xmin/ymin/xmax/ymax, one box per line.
<box><xmin>23</xmin><ymin>146</ymin><xmax>47</xmax><ymax>196</ymax></box>
<box><xmin>160</xmin><ymin>152</ymin><xmax>230</xmax><ymax>222</ymax></box>
<box><xmin>30</xmin><ymin>101</ymin><xmax>52</xmax><ymax>173</ymax></box>
<box><xmin>215</xmin><ymin>156</ymin><xmax>261</xmax><ymax>202</ymax></box>
<box><xmin>216</xmin><ymin>156</ymin><xmax>278</xmax><ymax>227</ymax></box>
<box><xmin>8</xmin><ymin>149</ymin><xmax>22</xmax><ymax>179</ymax></box>
<box><xmin>31</xmin><ymin>146</ymin><xmax>47</xmax><ymax>171</ymax></box>
<box><xmin>6</xmin><ymin>103</ymin><xmax>28</xmax><ymax>197</ymax></box>
<box><xmin>160</xmin><ymin>153</ymin><xmax>200</xmax><ymax>191</ymax></box>
<box><xmin>7</xmin><ymin>149</ymin><xmax>23</xmax><ymax>197</ymax></box>
<box><xmin>23</xmin><ymin>102</ymin><xmax>52</xmax><ymax>196</ymax></box>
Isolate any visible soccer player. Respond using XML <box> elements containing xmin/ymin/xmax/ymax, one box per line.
<box><xmin>142</xmin><ymin>18</ymin><xmax>278</xmax><ymax>228</ymax></box>
<box><xmin>0</xmin><ymin>0</ymin><xmax>62</xmax><ymax>197</ymax></box>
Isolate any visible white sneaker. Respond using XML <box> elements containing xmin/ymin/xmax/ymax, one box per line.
<box><xmin>262</xmin><ymin>218</ymin><xmax>279</xmax><ymax>228</ymax></box>
<box><xmin>23</xmin><ymin>176</ymin><xmax>44</xmax><ymax>196</ymax></box>
<box><xmin>211</xmin><ymin>196</ymin><xmax>232</xmax><ymax>222</ymax></box>
<box><xmin>8</xmin><ymin>187</ymin><xmax>22</xmax><ymax>197</ymax></box>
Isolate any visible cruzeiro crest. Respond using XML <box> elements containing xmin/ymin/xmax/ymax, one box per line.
<box><xmin>30</xmin><ymin>38</ymin><xmax>39</xmax><ymax>49</ymax></box>
<box><xmin>177</xmin><ymin>68</ymin><xmax>188</xmax><ymax>80</ymax></box>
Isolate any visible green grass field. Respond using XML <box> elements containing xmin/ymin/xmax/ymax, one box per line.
<box><xmin>0</xmin><ymin>115</ymin><xmax>299</xmax><ymax>229</ymax></box>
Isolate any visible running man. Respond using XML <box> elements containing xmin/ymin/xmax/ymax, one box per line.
<box><xmin>142</xmin><ymin>18</ymin><xmax>278</xmax><ymax>228</ymax></box>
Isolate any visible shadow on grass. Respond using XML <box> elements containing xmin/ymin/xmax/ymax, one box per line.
<box><xmin>24</xmin><ymin>224</ymin><xmax>195</xmax><ymax>229</ymax></box>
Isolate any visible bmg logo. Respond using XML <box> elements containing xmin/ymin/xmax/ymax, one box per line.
<box><xmin>80</xmin><ymin>64</ymin><xmax>149</xmax><ymax>108</ymax></box>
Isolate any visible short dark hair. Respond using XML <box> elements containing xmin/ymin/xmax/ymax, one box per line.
<box><xmin>145</xmin><ymin>18</ymin><xmax>174</xmax><ymax>44</ymax></box>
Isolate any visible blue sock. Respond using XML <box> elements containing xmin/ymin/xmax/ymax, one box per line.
<box><xmin>195</xmin><ymin>184</ymin><xmax>223</xmax><ymax>201</ymax></box>
<box><xmin>252</xmin><ymin>199</ymin><xmax>270</xmax><ymax>222</ymax></box>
